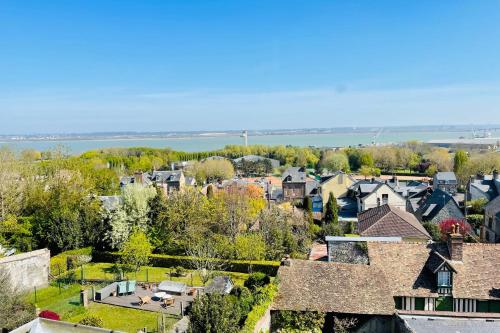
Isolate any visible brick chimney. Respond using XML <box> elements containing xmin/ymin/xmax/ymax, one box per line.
<box><xmin>447</xmin><ymin>223</ymin><xmax>463</xmax><ymax>261</ymax></box>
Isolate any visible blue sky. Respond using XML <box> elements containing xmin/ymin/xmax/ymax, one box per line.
<box><xmin>1</xmin><ymin>1</ymin><xmax>500</xmax><ymax>134</ymax></box>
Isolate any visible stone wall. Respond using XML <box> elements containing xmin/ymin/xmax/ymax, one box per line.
<box><xmin>0</xmin><ymin>248</ymin><xmax>50</xmax><ymax>292</ymax></box>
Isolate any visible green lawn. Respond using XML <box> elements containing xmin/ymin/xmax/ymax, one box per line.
<box><xmin>75</xmin><ymin>262</ymin><xmax>249</xmax><ymax>287</ymax></box>
<box><xmin>67</xmin><ymin>303</ymin><xmax>177</xmax><ymax>333</ymax></box>
<box><xmin>27</xmin><ymin>284</ymin><xmax>177</xmax><ymax>333</ymax></box>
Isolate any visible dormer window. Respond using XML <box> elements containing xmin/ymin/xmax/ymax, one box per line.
<box><xmin>437</xmin><ymin>271</ymin><xmax>451</xmax><ymax>287</ymax></box>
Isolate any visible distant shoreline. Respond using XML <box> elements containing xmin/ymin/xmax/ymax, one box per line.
<box><xmin>1</xmin><ymin>125</ymin><xmax>499</xmax><ymax>142</ymax></box>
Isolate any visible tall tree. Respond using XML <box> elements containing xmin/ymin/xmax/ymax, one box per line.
<box><xmin>324</xmin><ymin>192</ymin><xmax>338</xmax><ymax>225</ymax></box>
<box><xmin>454</xmin><ymin>150</ymin><xmax>468</xmax><ymax>173</ymax></box>
<box><xmin>121</xmin><ymin>230</ymin><xmax>153</xmax><ymax>272</ymax></box>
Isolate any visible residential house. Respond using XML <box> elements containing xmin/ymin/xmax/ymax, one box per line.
<box><xmin>357</xmin><ymin>204</ymin><xmax>431</xmax><ymax>241</ymax></box>
<box><xmin>414</xmin><ymin>189</ymin><xmax>465</xmax><ymax>225</ymax></box>
<box><xmin>150</xmin><ymin>170</ymin><xmax>185</xmax><ymax>193</ymax></box>
<box><xmin>272</xmin><ymin>232</ymin><xmax>500</xmax><ymax>332</ymax></box>
<box><xmin>482</xmin><ymin>195</ymin><xmax>500</xmax><ymax>243</ymax></box>
<box><xmin>433</xmin><ymin>172</ymin><xmax>458</xmax><ymax>195</ymax></box>
<box><xmin>467</xmin><ymin>171</ymin><xmax>500</xmax><ymax>201</ymax></box>
<box><xmin>407</xmin><ymin>188</ymin><xmax>434</xmax><ymax>214</ymax></box>
<box><xmin>119</xmin><ymin>172</ymin><xmax>152</xmax><ymax>188</ymax></box>
<box><xmin>98</xmin><ymin>195</ymin><xmax>122</xmax><ymax>212</ymax></box>
<box><xmin>350</xmin><ymin>179</ymin><xmax>406</xmax><ymax>212</ymax></box>
<box><xmin>318</xmin><ymin>172</ymin><xmax>356</xmax><ymax>205</ymax></box>
<box><xmin>282</xmin><ymin>167</ymin><xmax>318</xmax><ymax>201</ymax></box>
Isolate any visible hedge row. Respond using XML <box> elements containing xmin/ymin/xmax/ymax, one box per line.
<box><xmin>50</xmin><ymin>247</ymin><xmax>93</xmax><ymax>276</ymax></box>
<box><xmin>92</xmin><ymin>251</ymin><xmax>280</xmax><ymax>276</ymax></box>
<box><xmin>240</xmin><ymin>282</ymin><xmax>278</xmax><ymax>333</ymax></box>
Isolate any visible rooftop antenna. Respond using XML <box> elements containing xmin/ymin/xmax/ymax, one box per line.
<box><xmin>241</xmin><ymin>130</ymin><xmax>248</xmax><ymax>146</ymax></box>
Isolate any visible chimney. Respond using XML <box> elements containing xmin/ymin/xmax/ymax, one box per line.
<box><xmin>447</xmin><ymin>223</ymin><xmax>463</xmax><ymax>261</ymax></box>
<box><xmin>394</xmin><ymin>176</ymin><xmax>399</xmax><ymax>187</ymax></box>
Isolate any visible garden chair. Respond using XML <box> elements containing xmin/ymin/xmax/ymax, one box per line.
<box><xmin>163</xmin><ymin>298</ymin><xmax>175</xmax><ymax>307</ymax></box>
<box><xmin>138</xmin><ymin>295</ymin><xmax>151</xmax><ymax>306</ymax></box>
<box><xmin>116</xmin><ymin>281</ymin><xmax>128</xmax><ymax>296</ymax></box>
<box><xmin>127</xmin><ymin>280</ymin><xmax>136</xmax><ymax>294</ymax></box>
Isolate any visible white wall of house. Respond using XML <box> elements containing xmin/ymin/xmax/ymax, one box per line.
<box><xmin>359</xmin><ymin>184</ymin><xmax>406</xmax><ymax>212</ymax></box>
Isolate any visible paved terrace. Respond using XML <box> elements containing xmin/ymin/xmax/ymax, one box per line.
<box><xmin>97</xmin><ymin>287</ymin><xmax>196</xmax><ymax>316</ymax></box>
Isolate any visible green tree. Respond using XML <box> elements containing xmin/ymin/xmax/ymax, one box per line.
<box><xmin>454</xmin><ymin>150</ymin><xmax>469</xmax><ymax>173</ymax></box>
<box><xmin>272</xmin><ymin>310</ymin><xmax>325</xmax><ymax>333</ymax></box>
<box><xmin>324</xmin><ymin>192</ymin><xmax>338</xmax><ymax>225</ymax></box>
<box><xmin>121</xmin><ymin>230</ymin><xmax>153</xmax><ymax>272</ymax></box>
<box><xmin>321</xmin><ymin>152</ymin><xmax>350</xmax><ymax>172</ymax></box>
<box><xmin>234</xmin><ymin>233</ymin><xmax>265</xmax><ymax>260</ymax></box>
<box><xmin>188</xmin><ymin>293</ymin><xmax>241</xmax><ymax>333</ymax></box>
<box><xmin>423</xmin><ymin>222</ymin><xmax>441</xmax><ymax>241</ymax></box>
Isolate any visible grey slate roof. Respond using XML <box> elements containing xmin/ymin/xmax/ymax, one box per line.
<box><xmin>98</xmin><ymin>195</ymin><xmax>122</xmax><ymax>211</ymax></box>
<box><xmin>414</xmin><ymin>189</ymin><xmax>465</xmax><ymax>223</ymax></box>
<box><xmin>150</xmin><ymin>170</ymin><xmax>182</xmax><ymax>182</ymax></box>
<box><xmin>434</xmin><ymin>172</ymin><xmax>457</xmax><ymax>182</ymax></box>
<box><xmin>398</xmin><ymin>315</ymin><xmax>500</xmax><ymax>333</ymax></box>
<box><xmin>282</xmin><ymin>167</ymin><xmax>307</xmax><ymax>182</ymax></box>
<box><xmin>468</xmin><ymin>175</ymin><xmax>500</xmax><ymax>201</ymax></box>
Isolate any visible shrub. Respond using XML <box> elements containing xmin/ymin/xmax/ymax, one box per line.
<box><xmin>175</xmin><ymin>266</ymin><xmax>187</xmax><ymax>277</ymax></box>
<box><xmin>79</xmin><ymin>315</ymin><xmax>103</xmax><ymax>328</ymax></box>
<box><xmin>244</xmin><ymin>272</ymin><xmax>270</xmax><ymax>291</ymax></box>
<box><xmin>93</xmin><ymin>251</ymin><xmax>280</xmax><ymax>276</ymax></box>
<box><xmin>423</xmin><ymin>222</ymin><xmax>442</xmax><ymax>241</ymax></box>
<box><xmin>50</xmin><ymin>247</ymin><xmax>93</xmax><ymax>276</ymax></box>
<box><xmin>39</xmin><ymin>310</ymin><xmax>60</xmax><ymax>321</ymax></box>
<box><xmin>240</xmin><ymin>282</ymin><xmax>277</xmax><ymax>333</ymax></box>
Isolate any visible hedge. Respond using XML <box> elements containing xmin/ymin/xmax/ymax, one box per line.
<box><xmin>92</xmin><ymin>251</ymin><xmax>280</xmax><ymax>276</ymax></box>
<box><xmin>240</xmin><ymin>282</ymin><xmax>278</xmax><ymax>333</ymax></box>
<box><xmin>50</xmin><ymin>247</ymin><xmax>93</xmax><ymax>276</ymax></box>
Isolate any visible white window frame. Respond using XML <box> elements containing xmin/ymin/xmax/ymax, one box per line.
<box><xmin>437</xmin><ymin>271</ymin><xmax>451</xmax><ymax>287</ymax></box>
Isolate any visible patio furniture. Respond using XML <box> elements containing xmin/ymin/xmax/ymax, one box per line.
<box><xmin>127</xmin><ymin>280</ymin><xmax>136</xmax><ymax>294</ymax></box>
<box><xmin>153</xmin><ymin>291</ymin><xmax>167</xmax><ymax>300</ymax></box>
<box><xmin>163</xmin><ymin>297</ymin><xmax>175</xmax><ymax>307</ymax></box>
<box><xmin>158</xmin><ymin>280</ymin><xmax>187</xmax><ymax>296</ymax></box>
<box><xmin>138</xmin><ymin>296</ymin><xmax>151</xmax><ymax>306</ymax></box>
<box><xmin>116</xmin><ymin>281</ymin><xmax>128</xmax><ymax>296</ymax></box>
<box><xmin>188</xmin><ymin>288</ymin><xmax>197</xmax><ymax>297</ymax></box>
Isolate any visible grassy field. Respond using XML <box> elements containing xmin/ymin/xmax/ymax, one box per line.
<box><xmin>74</xmin><ymin>262</ymin><xmax>249</xmax><ymax>286</ymax></box>
<box><xmin>27</xmin><ymin>284</ymin><xmax>177</xmax><ymax>333</ymax></box>
<box><xmin>67</xmin><ymin>303</ymin><xmax>177</xmax><ymax>333</ymax></box>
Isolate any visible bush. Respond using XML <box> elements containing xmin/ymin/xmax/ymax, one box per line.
<box><xmin>39</xmin><ymin>310</ymin><xmax>60</xmax><ymax>321</ymax></box>
<box><xmin>467</xmin><ymin>214</ymin><xmax>484</xmax><ymax>231</ymax></box>
<box><xmin>79</xmin><ymin>315</ymin><xmax>103</xmax><ymax>328</ymax></box>
<box><xmin>93</xmin><ymin>251</ymin><xmax>280</xmax><ymax>276</ymax></box>
<box><xmin>240</xmin><ymin>282</ymin><xmax>277</xmax><ymax>333</ymax></box>
<box><xmin>244</xmin><ymin>272</ymin><xmax>270</xmax><ymax>291</ymax></box>
<box><xmin>423</xmin><ymin>222</ymin><xmax>442</xmax><ymax>241</ymax></box>
<box><xmin>175</xmin><ymin>266</ymin><xmax>187</xmax><ymax>277</ymax></box>
<box><xmin>50</xmin><ymin>247</ymin><xmax>93</xmax><ymax>276</ymax></box>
